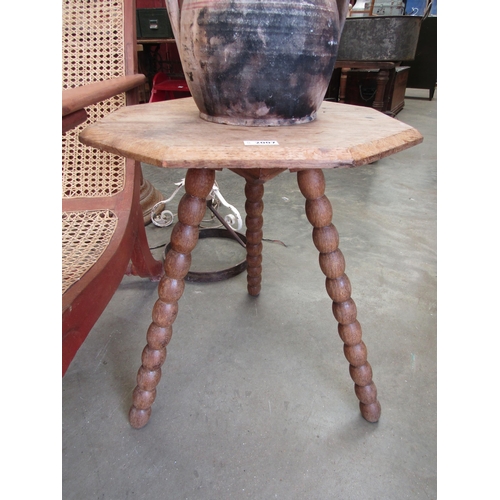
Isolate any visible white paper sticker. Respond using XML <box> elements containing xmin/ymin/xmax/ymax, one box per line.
<box><xmin>243</xmin><ymin>140</ymin><xmax>279</xmax><ymax>146</ymax></box>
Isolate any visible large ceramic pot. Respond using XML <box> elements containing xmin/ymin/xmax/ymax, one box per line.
<box><xmin>165</xmin><ymin>0</ymin><xmax>350</xmax><ymax>126</ymax></box>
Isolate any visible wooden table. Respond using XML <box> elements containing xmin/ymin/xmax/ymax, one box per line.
<box><xmin>80</xmin><ymin>97</ymin><xmax>423</xmax><ymax>429</ymax></box>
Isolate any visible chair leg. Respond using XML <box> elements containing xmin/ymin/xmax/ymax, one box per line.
<box><xmin>296</xmin><ymin>169</ymin><xmax>381</xmax><ymax>423</ymax></box>
<box><xmin>126</xmin><ymin>162</ymin><xmax>163</xmax><ymax>280</ymax></box>
<box><xmin>127</xmin><ymin>203</ymin><xmax>164</xmax><ymax>280</ymax></box>
<box><xmin>129</xmin><ymin>168</ymin><xmax>216</xmax><ymax>429</ymax></box>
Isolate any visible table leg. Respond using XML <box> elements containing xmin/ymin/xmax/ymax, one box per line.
<box><xmin>339</xmin><ymin>68</ymin><xmax>349</xmax><ymax>103</ymax></box>
<box><xmin>296</xmin><ymin>169</ymin><xmax>381</xmax><ymax>423</ymax></box>
<box><xmin>373</xmin><ymin>69</ymin><xmax>390</xmax><ymax>112</ymax></box>
<box><xmin>244</xmin><ymin>179</ymin><xmax>264</xmax><ymax>297</ymax></box>
<box><xmin>129</xmin><ymin>168</ymin><xmax>216</xmax><ymax>429</ymax></box>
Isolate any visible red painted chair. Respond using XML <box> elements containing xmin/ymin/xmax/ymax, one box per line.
<box><xmin>149</xmin><ymin>72</ymin><xmax>191</xmax><ymax>102</ymax></box>
<box><xmin>62</xmin><ymin>0</ymin><xmax>163</xmax><ymax>375</ymax></box>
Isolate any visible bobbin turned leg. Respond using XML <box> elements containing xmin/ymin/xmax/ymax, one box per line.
<box><xmin>129</xmin><ymin>168</ymin><xmax>216</xmax><ymax>429</ymax></box>
<box><xmin>297</xmin><ymin>169</ymin><xmax>381</xmax><ymax>423</ymax></box>
<box><xmin>244</xmin><ymin>179</ymin><xmax>265</xmax><ymax>296</ymax></box>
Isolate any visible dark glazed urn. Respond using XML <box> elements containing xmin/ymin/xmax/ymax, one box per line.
<box><xmin>166</xmin><ymin>0</ymin><xmax>350</xmax><ymax>126</ymax></box>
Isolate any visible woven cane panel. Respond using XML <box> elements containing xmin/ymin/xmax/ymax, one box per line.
<box><xmin>62</xmin><ymin>0</ymin><xmax>126</xmax><ymax>198</ymax></box>
<box><xmin>62</xmin><ymin>210</ymin><xmax>119</xmax><ymax>294</ymax></box>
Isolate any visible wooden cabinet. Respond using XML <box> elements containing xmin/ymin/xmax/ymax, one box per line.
<box><xmin>342</xmin><ymin>66</ymin><xmax>410</xmax><ymax>116</ymax></box>
<box><xmin>327</xmin><ymin>62</ymin><xmax>410</xmax><ymax>117</ymax></box>
<box><xmin>402</xmin><ymin>16</ymin><xmax>437</xmax><ymax>100</ymax></box>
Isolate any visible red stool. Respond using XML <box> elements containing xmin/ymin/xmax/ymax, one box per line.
<box><xmin>149</xmin><ymin>72</ymin><xmax>191</xmax><ymax>102</ymax></box>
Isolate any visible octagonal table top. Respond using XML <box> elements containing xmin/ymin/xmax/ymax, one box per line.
<box><xmin>79</xmin><ymin>97</ymin><xmax>423</xmax><ymax>170</ymax></box>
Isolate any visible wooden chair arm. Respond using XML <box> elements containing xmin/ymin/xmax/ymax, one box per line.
<box><xmin>62</xmin><ymin>74</ymin><xmax>147</xmax><ymax>116</ymax></box>
<box><xmin>62</xmin><ymin>109</ymin><xmax>88</xmax><ymax>134</ymax></box>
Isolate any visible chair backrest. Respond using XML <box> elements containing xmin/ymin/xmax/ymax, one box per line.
<box><xmin>62</xmin><ymin>0</ymin><xmax>139</xmax><ymax>203</ymax></box>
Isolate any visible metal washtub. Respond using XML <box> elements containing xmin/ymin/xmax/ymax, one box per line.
<box><xmin>337</xmin><ymin>15</ymin><xmax>425</xmax><ymax>61</ymax></box>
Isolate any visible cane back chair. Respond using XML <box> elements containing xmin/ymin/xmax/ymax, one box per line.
<box><xmin>62</xmin><ymin>0</ymin><xmax>163</xmax><ymax>375</ymax></box>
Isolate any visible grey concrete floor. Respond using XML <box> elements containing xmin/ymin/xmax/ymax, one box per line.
<box><xmin>62</xmin><ymin>89</ymin><xmax>437</xmax><ymax>499</ymax></box>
